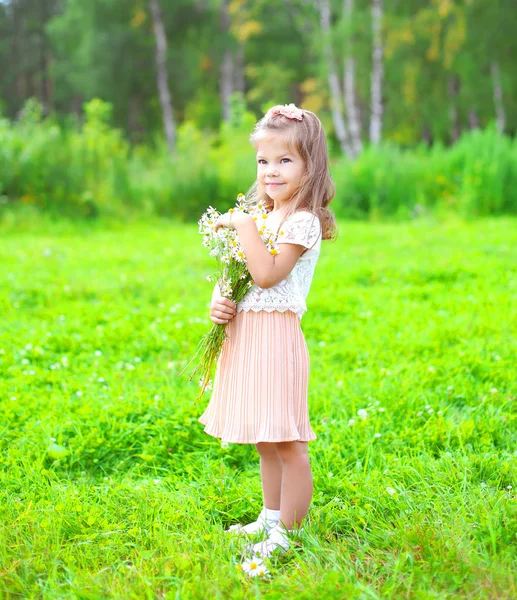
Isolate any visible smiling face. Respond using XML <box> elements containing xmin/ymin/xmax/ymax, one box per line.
<box><xmin>256</xmin><ymin>134</ymin><xmax>306</xmax><ymax>208</ymax></box>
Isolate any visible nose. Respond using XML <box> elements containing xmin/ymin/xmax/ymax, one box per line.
<box><xmin>266</xmin><ymin>165</ymin><xmax>279</xmax><ymax>178</ymax></box>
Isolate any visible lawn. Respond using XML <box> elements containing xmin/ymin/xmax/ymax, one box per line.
<box><xmin>1</xmin><ymin>215</ymin><xmax>516</xmax><ymax>599</ymax></box>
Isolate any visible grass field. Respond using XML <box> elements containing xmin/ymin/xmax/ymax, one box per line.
<box><xmin>1</xmin><ymin>215</ymin><xmax>516</xmax><ymax>599</ymax></box>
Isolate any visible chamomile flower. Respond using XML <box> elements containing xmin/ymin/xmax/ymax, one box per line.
<box><xmin>239</xmin><ymin>558</ymin><xmax>269</xmax><ymax>577</ymax></box>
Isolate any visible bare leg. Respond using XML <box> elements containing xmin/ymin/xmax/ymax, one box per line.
<box><xmin>276</xmin><ymin>441</ymin><xmax>313</xmax><ymax>530</ymax></box>
<box><xmin>255</xmin><ymin>442</ymin><xmax>282</xmax><ymax>510</ymax></box>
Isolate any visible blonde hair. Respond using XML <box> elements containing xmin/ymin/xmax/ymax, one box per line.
<box><xmin>244</xmin><ymin>105</ymin><xmax>338</xmax><ymax>244</ymax></box>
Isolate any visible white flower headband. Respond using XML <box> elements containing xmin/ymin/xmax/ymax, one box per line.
<box><xmin>266</xmin><ymin>103</ymin><xmax>304</xmax><ymax>121</ymax></box>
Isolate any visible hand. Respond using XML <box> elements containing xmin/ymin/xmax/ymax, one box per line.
<box><xmin>214</xmin><ymin>211</ymin><xmax>252</xmax><ymax>231</ymax></box>
<box><xmin>210</xmin><ymin>296</ymin><xmax>237</xmax><ymax>325</ymax></box>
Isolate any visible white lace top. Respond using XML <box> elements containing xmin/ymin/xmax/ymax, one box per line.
<box><xmin>236</xmin><ymin>210</ymin><xmax>322</xmax><ymax>320</ymax></box>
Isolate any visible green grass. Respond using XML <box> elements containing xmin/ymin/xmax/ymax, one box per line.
<box><xmin>1</xmin><ymin>215</ymin><xmax>516</xmax><ymax>599</ymax></box>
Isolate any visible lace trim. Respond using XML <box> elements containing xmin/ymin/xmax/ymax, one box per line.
<box><xmin>236</xmin><ymin>305</ymin><xmax>305</xmax><ymax>319</ymax></box>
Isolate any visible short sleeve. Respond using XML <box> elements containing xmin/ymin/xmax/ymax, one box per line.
<box><xmin>278</xmin><ymin>212</ymin><xmax>321</xmax><ymax>249</ymax></box>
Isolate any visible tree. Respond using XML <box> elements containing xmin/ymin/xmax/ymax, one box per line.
<box><xmin>149</xmin><ymin>0</ymin><xmax>176</xmax><ymax>153</ymax></box>
<box><xmin>369</xmin><ymin>0</ymin><xmax>383</xmax><ymax>144</ymax></box>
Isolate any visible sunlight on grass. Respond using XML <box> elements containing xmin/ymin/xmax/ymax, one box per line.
<box><xmin>1</xmin><ymin>217</ymin><xmax>516</xmax><ymax>598</ymax></box>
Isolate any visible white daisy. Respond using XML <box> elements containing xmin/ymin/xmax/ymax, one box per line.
<box><xmin>239</xmin><ymin>558</ymin><xmax>269</xmax><ymax>577</ymax></box>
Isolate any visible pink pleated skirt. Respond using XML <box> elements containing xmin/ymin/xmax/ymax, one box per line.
<box><xmin>198</xmin><ymin>309</ymin><xmax>317</xmax><ymax>444</ymax></box>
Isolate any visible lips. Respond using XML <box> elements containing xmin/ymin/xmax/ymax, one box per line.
<box><xmin>266</xmin><ymin>182</ymin><xmax>285</xmax><ymax>186</ymax></box>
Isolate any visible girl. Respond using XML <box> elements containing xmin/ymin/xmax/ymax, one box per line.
<box><xmin>198</xmin><ymin>103</ymin><xmax>337</xmax><ymax>558</ymax></box>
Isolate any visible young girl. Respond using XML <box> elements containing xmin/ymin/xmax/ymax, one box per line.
<box><xmin>198</xmin><ymin>103</ymin><xmax>337</xmax><ymax>558</ymax></box>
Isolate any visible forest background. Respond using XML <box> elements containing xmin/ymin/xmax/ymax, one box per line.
<box><xmin>1</xmin><ymin>0</ymin><xmax>517</xmax><ymax>222</ymax></box>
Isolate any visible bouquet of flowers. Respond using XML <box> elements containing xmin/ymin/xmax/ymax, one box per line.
<box><xmin>180</xmin><ymin>194</ymin><xmax>281</xmax><ymax>401</ymax></box>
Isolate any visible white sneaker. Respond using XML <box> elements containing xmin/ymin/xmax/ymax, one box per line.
<box><xmin>225</xmin><ymin>506</ymin><xmax>281</xmax><ymax>535</ymax></box>
<box><xmin>248</xmin><ymin>523</ymin><xmax>304</xmax><ymax>558</ymax></box>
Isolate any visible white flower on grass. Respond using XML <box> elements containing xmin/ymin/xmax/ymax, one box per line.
<box><xmin>386</xmin><ymin>487</ymin><xmax>397</xmax><ymax>496</ymax></box>
<box><xmin>374</xmin><ymin>433</ymin><xmax>382</xmax><ymax>438</ymax></box>
<box><xmin>238</xmin><ymin>558</ymin><xmax>269</xmax><ymax>577</ymax></box>
<box><xmin>490</xmin><ymin>388</ymin><xmax>498</xmax><ymax>394</ymax></box>
<box><xmin>428</xmin><ymin>366</ymin><xmax>436</xmax><ymax>373</ymax></box>
<box><xmin>95</xmin><ymin>350</ymin><xmax>103</xmax><ymax>357</ymax></box>
<box><xmin>348</xmin><ymin>419</ymin><xmax>355</xmax><ymax>426</ymax></box>
<box><xmin>357</xmin><ymin>409</ymin><xmax>368</xmax><ymax>420</ymax></box>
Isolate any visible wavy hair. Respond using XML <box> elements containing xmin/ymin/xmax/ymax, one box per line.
<box><xmin>244</xmin><ymin>105</ymin><xmax>338</xmax><ymax>244</ymax></box>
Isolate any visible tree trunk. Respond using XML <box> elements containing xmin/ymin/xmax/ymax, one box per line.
<box><xmin>149</xmin><ymin>0</ymin><xmax>176</xmax><ymax>153</ymax></box>
<box><xmin>468</xmin><ymin>108</ymin><xmax>479</xmax><ymax>130</ymax></box>
<box><xmin>448</xmin><ymin>75</ymin><xmax>460</xmax><ymax>143</ymax></box>
<box><xmin>219</xmin><ymin>0</ymin><xmax>234</xmax><ymax>121</ymax></box>
<box><xmin>491</xmin><ymin>61</ymin><xmax>506</xmax><ymax>134</ymax></box>
<box><xmin>234</xmin><ymin>42</ymin><xmax>245</xmax><ymax>93</ymax></box>
<box><xmin>343</xmin><ymin>0</ymin><xmax>362</xmax><ymax>156</ymax></box>
<box><xmin>318</xmin><ymin>0</ymin><xmax>353</xmax><ymax>157</ymax></box>
<box><xmin>39</xmin><ymin>0</ymin><xmax>49</xmax><ymax>111</ymax></box>
<box><xmin>369</xmin><ymin>0</ymin><xmax>383</xmax><ymax>144</ymax></box>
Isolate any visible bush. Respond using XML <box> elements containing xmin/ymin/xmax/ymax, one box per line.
<box><xmin>331</xmin><ymin>125</ymin><xmax>517</xmax><ymax>221</ymax></box>
<box><xmin>1</xmin><ymin>98</ymin><xmax>516</xmax><ymax>223</ymax></box>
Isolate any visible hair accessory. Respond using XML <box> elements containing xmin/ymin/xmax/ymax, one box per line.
<box><xmin>268</xmin><ymin>103</ymin><xmax>304</xmax><ymax>121</ymax></box>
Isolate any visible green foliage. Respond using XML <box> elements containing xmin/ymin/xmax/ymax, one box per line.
<box><xmin>1</xmin><ymin>217</ymin><xmax>516</xmax><ymax>597</ymax></box>
<box><xmin>0</xmin><ymin>98</ymin><xmax>134</xmax><ymax>219</ymax></box>
<box><xmin>1</xmin><ymin>99</ymin><xmax>517</xmax><ymax>224</ymax></box>
<box><xmin>331</xmin><ymin>126</ymin><xmax>517</xmax><ymax>220</ymax></box>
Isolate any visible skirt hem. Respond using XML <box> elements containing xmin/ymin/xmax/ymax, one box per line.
<box><xmin>200</xmin><ymin>427</ymin><xmax>317</xmax><ymax>444</ymax></box>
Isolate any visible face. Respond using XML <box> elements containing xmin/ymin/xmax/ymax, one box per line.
<box><xmin>256</xmin><ymin>134</ymin><xmax>305</xmax><ymax>206</ymax></box>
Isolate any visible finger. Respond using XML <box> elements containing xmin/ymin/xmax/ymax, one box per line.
<box><xmin>212</xmin><ymin>316</ymin><xmax>230</xmax><ymax>324</ymax></box>
<box><xmin>221</xmin><ymin>298</ymin><xmax>237</xmax><ymax>309</ymax></box>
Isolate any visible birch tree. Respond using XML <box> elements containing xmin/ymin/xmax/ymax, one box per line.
<box><xmin>343</xmin><ymin>0</ymin><xmax>362</xmax><ymax>156</ymax></box>
<box><xmin>491</xmin><ymin>61</ymin><xmax>506</xmax><ymax>133</ymax></box>
<box><xmin>318</xmin><ymin>0</ymin><xmax>353</xmax><ymax>157</ymax></box>
<box><xmin>369</xmin><ymin>0</ymin><xmax>383</xmax><ymax>144</ymax></box>
<box><xmin>149</xmin><ymin>0</ymin><xmax>176</xmax><ymax>153</ymax></box>
<box><xmin>219</xmin><ymin>0</ymin><xmax>234</xmax><ymax>122</ymax></box>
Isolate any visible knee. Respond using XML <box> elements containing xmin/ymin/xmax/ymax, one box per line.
<box><xmin>255</xmin><ymin>442</ymin><xmax>280</xmax><ymax>459</ymax></box>
<box><xmin>276</xmin><ymin>441</ymin><xmax>309</xmax><ymax>464</ymax></box>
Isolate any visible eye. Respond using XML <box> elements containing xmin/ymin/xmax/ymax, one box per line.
<box><xmin>257</xmin><ymin>159</ymin><xmax>267</xmax><ymax>165</ymax></box>
<box><xmin>281</xmin><ymin>158</ymin><xmax>291</xmax><ymax>163</ymax></box>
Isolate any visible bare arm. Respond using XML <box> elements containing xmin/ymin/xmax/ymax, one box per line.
<box><xmin>233</xmin><ymin>216</ymin><xmax>305</xmax><ymax>289</ymax></box>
